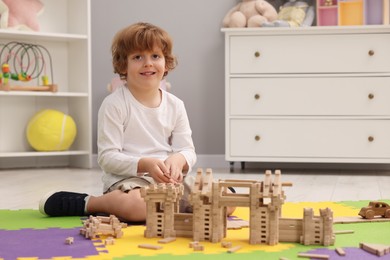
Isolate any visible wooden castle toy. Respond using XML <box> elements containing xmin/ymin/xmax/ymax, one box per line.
<box><xmin>140</xmin><ymin>168</ymin><xmax>335</xmax><ymax>246</ymax></box>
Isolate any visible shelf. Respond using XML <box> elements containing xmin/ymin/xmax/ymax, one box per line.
<box><xmin>0</xmin><ymin>29</ymin><xmax>87</xmax><ymax>42</ymax></box>
<box><xmin>0</xmin><ymin>91</ymin><xmax>89</xmax><ymax>97</ymax></box>
<box><xmin>0</xmin><ymin>151</ymin><xmax>90</xmax><ymax>157</ymax></box>
<box><xmin>0</xmin><ymin>0</ymin><xmax>92</xmax><ymax>169</ymax></box>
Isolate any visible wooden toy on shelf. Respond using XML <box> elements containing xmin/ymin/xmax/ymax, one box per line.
<box><xmin>140</xmin><ymin>168</ymin><xmax>335</xmax><ymax>247</ymax></box>
<box><xmin>0</xmin><ymin>41</ymin><xmax>57</xmax><ymax>92</ymax></box>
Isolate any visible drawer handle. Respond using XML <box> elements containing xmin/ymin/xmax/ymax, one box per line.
<box><xmin>368</xmin><ymin>136</ymin><xmax>374</xmax><ymax>142</ymax></box>
<box><xmin>368</xmin><ymin>93</ymin><xmax>374</xmax><ymax>99</ymax></box>
<box><xmin>368</xmin><ymin>50</ymin><xmax>375</xmax><ymax>56</ymax></box>
<box><xmin>254</xmin><ymin>51</ymin><xmax>260</xmax><ymax>58</ymax></box>
<box><xmin>254</xmin><ymin>135</ymin><xmax>261</xmax><ymax>141</ymax></box>
<box><xmin>254</xmin><ymin>94</ymin><xmax>260</xmax><ymax>100</ymax></box>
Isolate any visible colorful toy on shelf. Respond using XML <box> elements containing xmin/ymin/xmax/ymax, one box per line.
<box><xmin>316</xmin><ymin>0</ymin><xmax>390</xmax><ymax>26</ymax></box>
<box><xmin>262</xmin><ymin>0</ymin><xmax>316</xmax><ymax>27</ymax></box>
<box><xmin>0</xmin><ymin>41</ymin><xmax>57</xmax><ymax>92</ymax></box>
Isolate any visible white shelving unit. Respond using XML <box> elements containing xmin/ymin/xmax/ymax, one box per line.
<box><xmin>0</xmin><ymin>0</ymin><xmax>92</xmax><ymax>168</ymax></box>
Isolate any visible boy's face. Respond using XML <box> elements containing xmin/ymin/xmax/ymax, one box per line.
<box><xmin>126</xmin><ymin>47</ymin><xmax>166</xmax><ymax>91</ymax></box>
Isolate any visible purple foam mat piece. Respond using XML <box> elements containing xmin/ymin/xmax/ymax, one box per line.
<box><xmin>309</xmin><ymin>247</ymin><xmax>390</xmax><ymax>260</ymax></box>
<box><xmin>0</xmin><ymin>228</ymin><xmax>101</xmax><ymax>260</ymax></box>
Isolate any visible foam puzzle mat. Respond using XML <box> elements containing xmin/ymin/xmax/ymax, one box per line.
<box><xmin>1</xmin><ymin>200</ymin><xmax>390</xmax><ymax>260</ymax></box>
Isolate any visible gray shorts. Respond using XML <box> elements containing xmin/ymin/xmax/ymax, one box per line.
<box><xmin>104</xmin><ymin>176</ymin><xmax>155</xmax><ymax>193</ymax></box>
<box><xmin>105</xmin><ymin>175</ymin><xmax>195</xmax><ymax>213</ymax></box>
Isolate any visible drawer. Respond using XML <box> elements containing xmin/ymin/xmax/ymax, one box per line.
<box><xmin>229</xmin><ymin>34</ymin><xmax>390</xmax><ymax>74</ymax></box>
<box><xmin>229</xmin><ymin>77</ymin><xmax>390</xmax><ymax>116</ymax></box>
<box><xmin>229</xmin><ymin>119</ymin><xmax>390</xmax><ymax>158</ymax></box>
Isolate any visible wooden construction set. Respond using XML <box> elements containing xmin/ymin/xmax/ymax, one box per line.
<box><xmin>75</xmin><ymin>168</ymin><xmax>390</xmax><ymax>258</ymax></box>
<box><xmin>140</xmin><ymin>168</ymin><xmax>335</xmax><ymax>246</ymax></box>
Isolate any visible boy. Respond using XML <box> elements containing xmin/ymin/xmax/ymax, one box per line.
<box><xmin>39</xmin><ymin>22</ymin><xmax>197</xmax><ymax>222</ymax></box>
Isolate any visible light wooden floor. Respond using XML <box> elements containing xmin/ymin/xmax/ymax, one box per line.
<box><xmin>1</xmin><ymin>167</ymin><xmax>390</xmax><ymax>210</ymax></box>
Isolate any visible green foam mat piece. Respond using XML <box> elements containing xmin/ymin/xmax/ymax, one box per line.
<box><xmin>0</xmin><ymin>209</ymin><xmax>82</xmax><ymax>230</ymax></box>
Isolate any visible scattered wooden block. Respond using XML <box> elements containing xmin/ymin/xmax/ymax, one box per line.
<box><xmin>65</xmin><ymin>237</ymin><xmax>74</xmax><ymax>245</ymax></box>
<box><xmin>193</xmin><ymin>244</ymin><xmax>204</xmax><ymax>251</ymax></box>
<box><xmin>105</xmin><ymin>237</ymin><xmax>115</xmax><ymax>245</ymax></box>
<box><xmin>335</xmin><ymin>247</ymin><xmax>346</xmax><ymax>256</ymax></box>
<box><xmin>297</xmin><ymin>253</ymin><xmax>329</xmax><ymax>259</ymax></box>
<box><xmin>334</xmin><ymin>230</ymin><xmax>354</xmax><ymax>234</ymax></box>
<box><xmin>158</xmin><ymin>237</ymin><xmax>176</xmax><ymax>244</ymax></box>
<box><xmin>221</xmin><ymin>241</ymin><xmax>232</xmax><ymax>248</ymax></box>
<box><xmin>227</xmin><ymin>245</ymin><xmax>242</xmax><ymax>253</ymax></box>
<box><xmin>360</xmin><ymin>242</ymin><xmax>390</xmax><ymax>256</ymax></box>
<box><xmin>189</xmin><ymin>241</ymin><xmax>199</xmax><ymax>248</ymax></box>
<box><xmin>138</xmin><ymin>244</ymin><xmax>163</xmax><ymax>250</ymax></box>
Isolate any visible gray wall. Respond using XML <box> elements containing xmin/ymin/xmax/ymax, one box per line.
<box><xmin>91</xmin><ymin>0</ymin><xmax>237</xmax><ymax>156</ymax></box>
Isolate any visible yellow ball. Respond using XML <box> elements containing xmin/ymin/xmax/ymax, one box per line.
<box><xmin>26</xmin><ymin>109</ymin><xmax>77</xmax><ymax>151</ymax></box>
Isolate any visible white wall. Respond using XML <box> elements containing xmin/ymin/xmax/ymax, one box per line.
<box><xmin>91</xmin><ymin>0</ymin><xmax>237</xmax><ymax>160</ymax></box>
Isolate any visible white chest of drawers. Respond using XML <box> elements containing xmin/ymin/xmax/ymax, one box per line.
<box><xmin>222</xmin><ymin>26</ymin><xmax>390</xmax><ymax>170</ymax></box>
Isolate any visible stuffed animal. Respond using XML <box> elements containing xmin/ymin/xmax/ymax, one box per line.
<box><xmin>262</xmin><ymin>0</ymin><xmax>315</xmax><ymax>27</ymax></box>
<box><xmin>222</xmin><ymin>0</ymin><xmax>278</xmax><ymax>28</ymax></box>
<box><xmin>0</xmin><ymin>0</ymin><xmax>44</xmax><ymax>31</ymax></box>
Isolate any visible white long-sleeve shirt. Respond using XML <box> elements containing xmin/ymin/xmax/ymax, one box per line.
<box><xmin>98</xmin><ymin>85</ymin><xmax>197</xmax><ymax>191</ymax></box>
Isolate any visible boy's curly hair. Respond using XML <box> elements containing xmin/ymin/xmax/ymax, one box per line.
<box><xmin>111</xmin><ymin>22</ymin><xmax>177</xmax><ymax>80</ymax></box>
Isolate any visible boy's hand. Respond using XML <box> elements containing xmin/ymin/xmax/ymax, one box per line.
<box><xmin>138</xmin><ymin>157</ymin><xmax>173</xmax><ymax>183</ymax></box>
<box><xmin>164</xmin><ymin>153</ymin><xmax>187</xmax><ymax>183</ymax></box>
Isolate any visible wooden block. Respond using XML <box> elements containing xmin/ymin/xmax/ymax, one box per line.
<box><xmin>334</xmin><ymin>230</ymin><xmax>354</xmax><ymax>234</ymax></box>
<box><xmin>221</xmin><ymin>241</ymin><xmax>232</xmax><ymax>248</ymax></box>
<box><xmin>138</xmin><ymin>244</ymin><xmax>163</xmax><ymax>250</ymax></box>
<box><xmin>105</xmin><ymin>237</ymin><xmax>115</xmax><ymax>245</ymax></box>
<box><xmin>360</xmin><ymin>242</ymin><xmax>390</xmax><ymax>256</ymax></box>
<box><xmin>65</xmin><ymin>237</ymin><xmax>74</xmax><ymax>245</ymax></box>
<box><xmin>158</xmin><ymin>237</ymin><xmax>176</xmax><ymax>244</ymax></box>
<box><xmin>335</xmin><ymin>248</ymin><xmax>346</xmax><ymax>256</ymax></box>
<box><xmin>193</xmin><ymin>244</ymin><xmax>204</xmax><ymax>251</ymax></box>
<box><xmin>227</xmin><ymin>245</ymin><xmax>242</xmax><ymax>253</ymax></box>
<box><xmin>297</xmin><ymin>253</ymin><xmax>329</xmax><ymax>259</ymax></box>
<box><xmin>189</xmin><ymin>241</ymin><xmax>199</xmax><ymax>248</ymax></box>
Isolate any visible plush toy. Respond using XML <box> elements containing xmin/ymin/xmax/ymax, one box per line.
<box><xmin>222</xmin><ymin>0</ymin><xmax>278</xmax><ymax>28</ymax></box>
<box><xmin>0</xmin><ymin>0</ymin><xmax>44</xmax><ymax>31</ymax></box>
<box><xmin>262</xmin><ymin>0</ymin><xmax>315</xmax><ymax>27</ymax></box>
<box><xmin>26</xmin><ymin>109</ymin><xmax>77</xmax><ymax>151</ymax></box>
